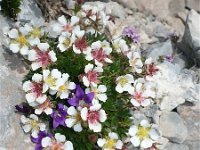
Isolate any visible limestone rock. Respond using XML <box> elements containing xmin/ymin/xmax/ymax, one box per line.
<box><xmin>159</xmin><ymin>112</ymin><xmax>188</xmax><ymax>143</ymax></box>
<box><xmin>184</xmin><ymin>141</ymin><xmax>200</xmax><ymax>150</ymax></box>
<box><xmin>179</xmin><ymin>10</ymin><xmax>200</xmax><ymax>66</ymax></box>
<box><xmin>185</xmin><ymin>0</ymin><xmax>200</xmax><ymax>12</ymax></box>
<box><xmin>177</xmin><ymin>103</ymin><xmax>200</xmax><ymax>141</ymax></box>
<box><xmin>17</xmin><ymin>0</ymin><xmax>44</xmax><ymax>25</ymax></box>
<box><xmin>163</xmin><ymin>142</ymin><xmax>189</xmax><ymax>150</ymax></box>
<box><xmin>112</xmin><ymin>0</ymin><xmax>137</xmax><ymax>10</ymax></box>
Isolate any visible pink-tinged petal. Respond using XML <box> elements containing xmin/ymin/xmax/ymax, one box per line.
<box><xmin>84</xmin><ymin>64</ymin><xmax>94</xmax><ymax>73</ymax></box>
<box><xmin>99</xmin><ymin>109</ymin><xmax>107</xmax><ymax>122</ymax></box>
<box><xmin>26</xmin><ymin>93</ymin><xmax>36</xmax><ymax>103</ymax></box>
<box><xmin>31</xmin><ymin>62</ymin><xmax>41</xmax><ymax>71</ymax></box>
<box><xmin>130</xmin><ymin>99</ymin><xmax>140</xmax><ymax>107</ymax></box>
<box><xmin>83</xmin><ymin>76</ymin><xmax>90</xmax><ymax>87</ymax></box>
<box><xmin>48</xmin><ymin>51</ymin><xmax>57</xmax><ymax>62</ymax></box>
<box><xmin>23</xmin><ymin>81</ymin><xmax>32</xmax><ymax>92</ymax></box>
<box><xmin>89</xmin><ymin>121</ymin><xmax>102</xmax><ymax>132</ymax></box>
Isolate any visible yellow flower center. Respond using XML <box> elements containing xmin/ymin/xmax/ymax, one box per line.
<box><xmin>45</xmin><ymin>76</ymin><xmax>56</xmax><ymax>87</ymax></box>
<box><xmin>118</xmin><ymin>77</ymin><xmax>128</xmax><ymax>86</ymax></box>
<box><xmin>138</xmin><ymin>126</ymin><xmax>150</xmax><ymax>139</ymax></box>
<box><xmin>30</xmin><ymin>120</ymin><xmax>39</xmax><ymax>129</ymax></box>
<box><xmin>31</xmin><ymin>28</ymin><xmax>41</xmax><ymax>37</ymax></box>
<box><xmin>104</xmin><ymin>138</ymin><xmax>116</xmax><ymax>149</ymax></box>
<box><xmin>59</xmin><ymin>85</ymin><xmax>66</xmax><ymax>91</ymax></box>
<box><xmin>63</xmin><ymin>38</ymin><xmax>71</xmax><ymax>47</ymax></box>
<box><xmin>113</xmin><ymin>43</ymin><xmax>120</xmax><ymax>50</ymax></box>
<box><xmin>16</xmin><ymin>36</ymin><xmax>28</xmax><ymax>47</ymax></box>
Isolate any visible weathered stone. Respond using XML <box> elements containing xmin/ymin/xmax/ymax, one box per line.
<box><xmin>179</xmin><ymin>10</ymin><xmax>200</xmax><ymax>66</ymax></box>
<box><xmin>0</xmin><ymin>14</ymin><xmax>33</xmax><ymax>149</ymax></box>
<box><xmin>177</xmin><ymin>103</ymin><xmax>200</xmax><ymax>141</ymax></box>
<box><xmin>163</xmin><ymin>142</ymin><xmax>189</xmax><ymax>150</ymax></box>
<box><xmin>185</xmin><ymin>0</ymin><xmax>200</xmax><ymax>12</ymax></box>
<box><xmin>159</xmin><ymin>112</ymin><xmax>188</xmax><ymax>143</ymax></box>
<box><xmin>144</xmin><ymin>41</ymin><xmax>174</xmax><ymax>60</ymax></box>
<box><xmin>17</xmin><ymin>0</ymin><xmax>44</xmax><ymax>24</ymax></box>
<box><xmin>184</xmin><ymin>140</ymin><xmax>200</xmax><ymax>150</ymax></box>
<box><xmin>112</xmin><ymin>0</ymin><xmax>137</xmax><ymax>10</ymax></box>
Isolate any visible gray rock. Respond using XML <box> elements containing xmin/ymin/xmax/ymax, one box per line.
<box><xmin>17</xmin><ymin>0</ymin><xmax>44</xmax><ymax>24</ymax></box>
<box><xmin>177</xmin><ymin>103</ymin><xmax>200</xmax><ymax>141</ymax></box>
<box><xmin>179</xmin><ymin>10</ymin><xmax>200</xmax><ymax>66</ymax></box>
<box><xmin>185</xmin><ymin>0</ymin><xmax>200</xmax><ymax>12</ymax></box>
<box><xmin>0</xmin><ymin>14</ymin><xmax>33</xmax><ymax>149</ymax></box>
<box><xmin>159</xmin><ymin>112</ymin><xmax>188</xmax><ymax>143</ymax></box>
<box><xmin>184</xmin><ymin>141</ymin><xmax>200</xmax><ymax>150</ymax></box>
<box><xmin>163</xmin><ymin>142</ymin><xmax>189</xmax><ymax>150</ymax></box>
<box><xmin>112</xmin><ymin>0</ymin><xmax>137</xmax><ymax>10</ymax></box>
<box><xmin>142</xmin><ymin>104</ymin><xmax>159</xmax><ymax>118</ymax></box>
<box><xmin>144</xmin><ymin>41</ymin><xmax>173</xmax><ymax>60</ymax></box>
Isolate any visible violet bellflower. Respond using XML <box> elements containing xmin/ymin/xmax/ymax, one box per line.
<box><xmin>123</xmin><ymin>26</ymin><xmax>140</xmax><ymax>43</ymax></box>
<box><xmin>31</xmin><ymin>131</ymin><xmax>52</xmax><ymax>150</ymax></box>
<box><xmin>51</xmin><ymin>103</ymin><xmax>67</xmax><ymax>129</ymax></box>
<box><xmin>68</xmin><ymin>85</ymin><xmax>94</xmax><ymax>107</ymax></box>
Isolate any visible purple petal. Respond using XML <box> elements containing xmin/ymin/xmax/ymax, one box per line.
<box><xmin>15</xmin><ymin>103</ymin><xmax>31</xmax><ymax>114</ymax></box>
<box><xmin>84</xmin><ymin>92</ymin><xmax>94</xmax><ymax>105</ymax></box>
<box><xmin>68</xmin><ymin>97</ymin><xmax>79</xmax><ymax>106</ymax></box>
<box><xmin>53</xmin><ymin>119</ymin><xmax>60</xmax><ymax>129</ymax></box>
<box><xmin>35</xmin><ymin>144</ymin><xmax>43</xmax><ymax>150</ymax></box>
<box><xmin>58</xmin><ymin>103</ymin><xmax>64</xmax><ymax>110</ymax></box>
<box><xmin>75</xmin><ymin>85</ymin><xmax>84</xmax><ymax>98</ymax></box>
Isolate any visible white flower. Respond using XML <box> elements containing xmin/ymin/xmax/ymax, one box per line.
<box><xmin>97</xmin><ymin>132</ymin><xmax>123</xmax><ymax>150</ymax></box>
<box><xmin>115</xmin><ymin>74</ymin><xmax>134</xmax><ymax>94</ymax></box>
<box><xmin>82</xmin><ymin>63</ymin><xmax>103</xmax><ymax>87</ymax></box>
<box><xmin>130</xmin><ymin>79</ymin><xmax>155</xmax><ymax>107</ymax></box>
<box><xmin>86</xmin><ymin>40</ymin><xmax>112</xmax><ymax>67</ymax></box>
<box><xmin>24</xmin><ymin>23</ymin><xmax>44</xmax><ymax>46</ymax></box>
<box><xmin>53</xmin><ymin>15</ymin><xmax>79</xmax><ymax>35</ymax></box>
<box><xmin>52</xmin><ymin>73</ymin><xmax>76</xmax><ymax>99</ymax></box>
<box><xmin>42</xmin><ymin>133</ymin><xmax>74</xmax><ymax>150</ymax></box>
<box><xmin>72</xmin><ymin>26</ymin><xmax>91</xmax><ymax>54</ymax></box>
<box><xmin>20</xmin><ymin>114</ymin><xmax>46</xmax><ymax>137</ymax></box>
<box><xmin>57</xmin><ymin>32</ymin><xmax>75</xmax><ymax>52</ymax></box>
<box><xmin>65</xmin><ymin>106</ymin><xmax>83</xmax><ymax>132</ymax></box>
<box><xmin>86</xmin><ymin>84</ymin><xmax>107</xmax><ymax>103</ymax></box>
<box><xmin>127</xmin><ymin>51</ymin><xmax>143</xmax><ymax>73</ymax></box>
<box><xmin>129</xmin><ymin>120</ymin><xmax>159</xmax><ymax>149</ymax></box>
<box><xmin>81</xmin><ymin>103</ymin><xmax>107</xmax><ymax>132</ymax></box>
<box><xmin>7</xmin><ymin>28</ymin><xmax>29</xmax><ymax>55</ymax></box>
<box><xmin>23</xmin><ymin>73</ymin><xmax>47</xmax><ymax>106</ymax></box>
<box><xmin>28</xmin><ymin>43</ymin><xmax>57</xmax><ymax>71</ymax></box>
<box><xmin>113</xmin><ymin>38</ymin><xmax>129</xmax><ymax>53</ymax></box>
<box><xmin>43</xmin><ymin>69</ymin><xmax>62</xmax><ymax>92</ymax></box>
<box><xmin>35</xmin><ymin>99</ymin><xmax>53</xmax><ymax>115</ymax></box>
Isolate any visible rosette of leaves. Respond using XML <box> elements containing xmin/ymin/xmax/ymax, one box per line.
<box><xmin>0</xmin><ymin>0</ymin><xmax>21</xmax><ymax>19</ymax></box>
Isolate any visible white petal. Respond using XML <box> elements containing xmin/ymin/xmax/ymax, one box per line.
<box><xmin>81</xmin><ymin>107</ymin><xmax>88</xmax><ymax>121</ymax></box>
<box><xmin>89</xmin><ymin>122</ymin><xmax>102</xmax><ymax>132</ymax></box>
<box><xmin>58</xmin><ymin>15</ymin><xmax>67</xmax><ymax>25</ymax></box>
<box><xmin>98</xmin><ymin>85</ymin><xmax>107</xmax><ymax>92</ymax></box>
<box><xmin>83</xmin><ymin>76</ymin><xmax>90</xmax><ymax>87</ymax></box>
<box><xmin>30</xmin><ymin>114</ymin><xmax>38</xmax><ymax>120</ymax></box>
<box><xmin>9</xmin><ymin>43</ymin><xmax>20</xmax><ymax>53</ymax></box>
<box><xmin>51</xmin><ymin>69</ymin><xmax>61</xmax><ymax>79</ymax></box>
<box><xmin>67</xmin><ymin>106</ymin><xmax>77</xmax><ymax>116</ymax></box>
<box><xmin>38</xmin><ymin>43</ymin><xmax>49</xmax><ymax>51</ymax></box>
<box><xmin>23</xmin><ymin>81</ymin><xmax>32</xmax><ymax>92</ymax></box>
<box><xmin>39</xmin><ymin>123</ymin><xmax>46</xmax><ymax>131</ymax></box>
<box><xmin>55</xmin><ymin>133</ymin><xmax>66</xmax><ymax>143</ymax></box>
<box><xmin>60</xmin><ymin>92</ymin><xmax>69</xmax><ymax>99</ymax></box>
<box><xmin>35</xmin><ymin>109</ymin><xmax>42</xmax><ymax>115</ymax></box>
<box><xmin>116</xmin><ymin>140</ymin><xmax>123</xmax><ymax>149</ymax></box>
<box><xmin>63</xmin><ymin>141</ymin><xmax>74</xmax><ymax>150</ymax></box>
<box><xmin>141</xmin><ymin>138</ymin><xmax>153</xmax><ymax>149</ymax></box>
<box><xmin>130</xmin><ymin>136</ymin><xmax>140</xmax><ymax>147</ymax></box>
<box><xmin>22</xmin><ymin>124</ymin><xmax>32</xmax><ymax>133</ymax></box>
<box><xmin>20</xmin><ymin>115</ymin><xmax>29</xmax><ymax>124</ymax></box>
<box><xmin>97</xmin><ymin>94</ymin><xmax>107</xmax><ymax>102</ymax></box>
<box><xmin>32</xmin><ymin>73</ymin><xmax>42</xmax><ymax>82</ymax></box>
<box><xmin>31</xmin><ymin>62</ymin><xmax>41</xmax><ymax>71</ymax></box>
<box><xmin>130</xmin><ymin>99</ymin><xmax>140</xmax><ymax>107</ymax></box>
<box><xmin>149</xmin><ymin>129</ymin><xmax>159</xmax><ymax>140</ymax></box>
<box><xmin>41</xmin><ymin>137</ymin><xmax>51</xmax><ymax>147</ymax></box>
<box><xmin>36</xmin><ymin>95</ymin><xmax>47</xmax><ymax>104</ymax></box>
<box><xmin>99</xmin><ymin>109</ymin><xmax>107</xmax><ymax>122</ymax></box>
<box><xmin>48</xmin><ymin>51</ymin><xmax>57</xmax><ymax>62</ymax></box>
<box><xmin>84</xmin><ymin>63</ymin><xmax>94</xmax><ymax>73</ymax></box>
<box><xmin>140</xmin><ymin>120</ymin><xmax>150</xmax><ymax>128</ymax></box>
<box><xmin>68</xmin><ymin>82</ymin><xmax>76</xmax><ymax>90</ymax></box>
<box><xmin>43</xmin><ymin>70</ymin><xmax>50</xmax><ymax>80</ymax></box>
<box><xmin>129</xmin><ymin>126</ymin><xmax>138</xmax><ymax>136</ymax></box>
<box><xmin>97</xmin><ymin>138</ymin><xmax>106</xmax><ymax>147</ymax></box>
<box><xmin>8</xmin><ymin>29</ymin><xmax>19</xmax><ymax>38</ymax></box>
<box><xmin>26</xmin><ymin>93</ymin><xmax>36</xmax><ymax>103</ymax></box>
<box><xmin>71</xmin><ymin>16</ymin><xmax>79</xmax><ymax>25</ymax></box>
<box><xmin>145</xmin><ymin>58</ymin><xmax>152</xmax><ymax>64</ymax></box>
<box><xmin>115</xmin><ymin>84</ymin><xmax>123</xmax><ymax>93</ymax></box>
<box><xmin>20</xmin><ymin>46</ymin><xmax>29</xmax><ymax>55</ymax></box>
<box><xmin>73</xmin><ymin>123</ymin><xmax>82</xmax><ymax>132</ymax></box>
<box><xmin>104</xmin><ymin>58</ymin><xmax>113</xmax><ymax>63</ymax></box>
<box><xmin>108</xmin><ymin>132</ymin><xmax>118</xmax><ymax>139</ymax></box>
<box><xmin>28</xmin><ymin>50</ymin><xmax>37</xmax><ymax>61</ymax></box>
<box><xmin>44</xmin><ymin>108</ymin><xmax>53</xmax><ymax>115</ymax></box>
<box><xmin>65</xmin><ymin>118</ymin><xmax>76</xmax><ymax>128</ymax></box>
<box><xmin>141</xmin><ymin>99</ymin><xmax>151</xmax><ymax>107</ymax></box>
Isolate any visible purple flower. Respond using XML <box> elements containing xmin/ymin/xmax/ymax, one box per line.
<box><xmin>165</xmin><ymin>55</ymin><xmax>174</xmax><ymax>63</ymax></box>
<box><xmin>31</xmin><ymin>131</ymin><xmax>52</xmax><ymax>150</ymax></box>
<box><xmin>123</xmin><ymin>26</ymin><xmax>140</xmax><ymax>43</ymax></box>
<box><xmin>51</xmin><ymin>103</ymin><xmax>67</xmax><ymax>129</ymax></box>
<box><xmin>68</xmin><ymin>85</ymin><xmax>94</xmax><ymax>107</ymax></box>
<box><xmin>15</xmin><ymin>103</ymin><xmax>32</xmax><ymax>114</ymax></box>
